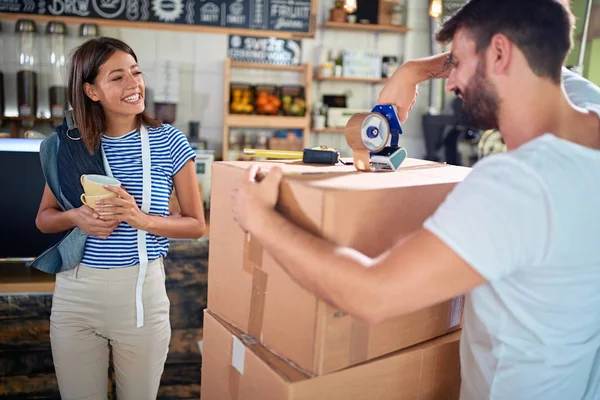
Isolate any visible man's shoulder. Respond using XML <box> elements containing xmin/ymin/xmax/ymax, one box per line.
<box><xmin>562</xmin><ymin>67</ymin><xmax>600</xmax><ymax>109</ymax></box>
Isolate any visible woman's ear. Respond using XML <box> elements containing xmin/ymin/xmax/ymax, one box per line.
<box><xmin>83</xmin><ymin>82</ymin><xmax>100</xmax><ymax>102</ymax></box>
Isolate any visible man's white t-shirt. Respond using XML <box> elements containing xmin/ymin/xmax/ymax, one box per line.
<box><xmin>424</xmin><ymin>69</ymin><xmax>600</xmax><ymax>399</ymax></box>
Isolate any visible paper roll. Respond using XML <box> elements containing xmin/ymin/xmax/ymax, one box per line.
<box><xmin>344</xmin><ymin>112</ymin><xmax>390</xmax><ymax>172</ymax></box>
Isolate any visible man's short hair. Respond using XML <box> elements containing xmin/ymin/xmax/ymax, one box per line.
<box><xmin>436</xmin><ymin>0</ymin><xmax>575</xmax><ymax>84</ymax></box>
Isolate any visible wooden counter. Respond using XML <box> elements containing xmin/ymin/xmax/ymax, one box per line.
<box><xmin>0</xmin><ymin>238</ymin><xmax>209</xmax><ymax>399</ymax></box>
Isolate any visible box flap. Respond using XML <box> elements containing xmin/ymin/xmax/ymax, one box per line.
<box><xmin>208</xmin><ymin>310</ymin><xmax>313</xmax><ymax>383</ymax></box>
<box><xmin>216</xmin><ymin>159</ymin><xmax>471</xmax><ymax>191</ymax></box>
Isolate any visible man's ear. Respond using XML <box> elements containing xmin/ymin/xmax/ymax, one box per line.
<box><xmin>83</xmin><ymin>82</ymin><xmax>100</xmax><ymax>102</ymax></box>
<box><xmin>489</xmin><ymin>33</ymin><xmax>512</xmax><ymax>76</ymax></box>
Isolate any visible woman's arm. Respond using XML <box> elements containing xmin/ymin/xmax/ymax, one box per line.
<box><xmin>145</xmin><ymin>159</ymin><xmax>206</xmax><ymax>238</ymax></box>
<box><xmin>98</xmin><ymin>159</ymin><xmax>206</xmax><ymax>239</ymax></box>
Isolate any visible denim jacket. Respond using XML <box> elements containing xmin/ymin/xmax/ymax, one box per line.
<box><xmin>29</xmin><ymin>118</ymin><xmax>106</xmax><ymax>274</ymax></box>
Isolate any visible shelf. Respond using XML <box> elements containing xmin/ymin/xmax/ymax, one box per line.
<box><xmin>1</xmin><ymin>116</ymin><xmax>62</xmax><ymax>123</ymax></box>
<box><xmin>226</xmin><ymin>114</ymin><xmax>309</xmax><ymax>129</ymax></box>
<box><xmin>312</xmin><ymin>127</ymin><xmax>346</xmax><ymax>134</ymax></box>
<box><xmin>315</xmin><ymin>75</ymin><xmax>387</xmax><ymax>84</ymax></box>
<box><xmin>320</xmin><ymin>21</ymin><xmax>411</xmax><ymax>34</ymax></box>
<box><xmin>0</xmin><ymin>116</ymin><xmax>63</xmax><ymax>138</ymax></box>
<box><xmin>230</xmin><ymin>61</ymin><xmax>306</xmax><ymax>72</ymax></box>
<box><xmin>0</xmin><ymin>12</ymin><xmax>317</xmax><ymax>40</ymax></box>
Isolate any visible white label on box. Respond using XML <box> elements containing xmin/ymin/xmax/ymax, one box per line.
<box><xmin>232</xmin><ymin>335</ymin><xmax>245</xmax><ymax>375</ymax></box>
<box><xmin>449</xmin><ymin>296</ymin><xmax>464</xmax><ymax>329</ymax></box>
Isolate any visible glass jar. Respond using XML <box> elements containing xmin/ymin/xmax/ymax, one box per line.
<box><xmin>76</xmin><ymin>23</ymin><xmax>99</xmax><ymax>47</ymax></box>
<box><xmin>390</xmin><ymin>4</ymin><xmax>406</xmax><ymax>26</ymax></box>
<box><xmin>46</xmin><ymin>21</ymin><xmax>68</xmax><ymax>119</ymax></box>
<box><xmin>15</xmin><ymin>19</ymin><xmax>39</xmax><ymax>118</ymax></box>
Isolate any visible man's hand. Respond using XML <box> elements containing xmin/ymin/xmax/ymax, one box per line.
<box><xmin>378</xmin><ymin>54</ymin><xmax>453</xmax><ymax>123</ymax></box>
<box><xmin>231</xmin><ymin>165</ymin><xmax>283</xmax><ymax>232</ymax></box>
<box><xmin>378</xmin><ymin>63</ymin><xmax>420</xmax><ymax>123</ymax></box>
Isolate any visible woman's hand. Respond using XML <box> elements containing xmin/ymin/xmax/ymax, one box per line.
<box><xmin>96</xmin><ymin>185</ymin><xmax>150</xmax><ymax>230</ymax></box>
<box><xmin>69</xmin><ymin>205</ymin><xmax>120</xmax><ymax>239</ymax></box>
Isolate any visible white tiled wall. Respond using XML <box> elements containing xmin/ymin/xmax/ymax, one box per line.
<box><xmin>0</xmin><ymin>0</ymin><xmax>436</xmax><ymax>158</ymax></box>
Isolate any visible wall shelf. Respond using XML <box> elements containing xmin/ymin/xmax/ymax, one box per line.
<box><xmin>1</xmin><ymin>116</ymin><xmax>62</xmax><ymax>123</ymax></box>
<box><xmin>312</xmin><ymin>127</ymin><xmax>345</xmax><ymax>134</ymax></box>
<box><xmin>320</xmin><ymin>21</ymin><xmax>411</xmax><ymax>34</ymax></box>
<box><xmin>230</xmin><ymin>61</ymin><xmax>306</xmax><ymax>72</ymax></box>
<box><xmin>222</xmin><ymin>58</ymin><xmax>313</xmax><ymax>161</ymax></box>
<box><xmin>315</xmin><ymin>75</ymin><xmax>387</xmax><ymax>84</ymax></box>
<box><xmin>0</xmin><ymin>116</ymin><xmax>62</xmax><ymax>138</ymax></box>
<box><xmin>0</xmin><ymin>12</ymin><xmax>318</xmax><ymax>40</ymax></box>
<box><xmin>227</xmin><ymin>114</ymin><xmax>308</xmax><ymax>129</ymax></box>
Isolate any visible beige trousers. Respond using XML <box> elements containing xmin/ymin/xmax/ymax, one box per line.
<box><xmin>50</xmin><ymin>258</ymin><xmax>171</xmax><ymax>400</ymax></box>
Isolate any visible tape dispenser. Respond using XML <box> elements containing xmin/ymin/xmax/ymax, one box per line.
<box><xmin>344</xmin><ymin>104</ymin><xmax>408</xmax><ymax>172</ymax></box>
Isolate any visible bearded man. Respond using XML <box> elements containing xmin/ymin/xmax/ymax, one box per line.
<box><xmin>231</xmin><ymin>1</ymin><xmax>600</xmax><ymax>398</ymax></box>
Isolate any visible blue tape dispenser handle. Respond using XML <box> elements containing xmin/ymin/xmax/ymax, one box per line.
<box><xmin>370</xmin><ymin>105</ymin><xmax>403</xmax><ymax>147</ymax></box>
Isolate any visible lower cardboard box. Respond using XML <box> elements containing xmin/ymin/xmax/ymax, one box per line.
<box><xmin>201</xmin><ymin>310</ymin><xmax>462</xmax><ymax>400</ymax></box>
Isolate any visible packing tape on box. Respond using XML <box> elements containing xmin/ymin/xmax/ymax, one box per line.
<box><xmin>242</xmin><ymin>233</ymin><xmax>269</xmax><ymax>340</ymax></box>
<box><xmin>349</xmin><ymin>319</ymin><xmax>371</xmax><ymax>365</ymax></box>
<box><xmin>243</xmin><ymin>232</ymin><xmax>263</xmax><ymax>274</ymax></box>
<box><xmin>228</xmin><ymin>364</ymin><xmax>241</xmax><ymax>400</ymax></box>
<box><xmin>248</xmin><ymin>268</ymin><xmax>268</xmax><ymax>339</ymax></box>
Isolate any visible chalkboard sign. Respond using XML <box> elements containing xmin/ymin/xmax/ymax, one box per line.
<box><xmin>228</xmin><ymin>35</ymin><xmax>302</xmax><ymax>65</ymax></box>
<box><xmin>0</xmin><ymin>0</ymin><xmax>313</xmax><ymax>34</ymax></box>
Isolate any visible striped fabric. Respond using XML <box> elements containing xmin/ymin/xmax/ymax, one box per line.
<box><xmin>81</xmin><ymin>124</ymin><xmax>196</xmax><ymax>268</ymax></box>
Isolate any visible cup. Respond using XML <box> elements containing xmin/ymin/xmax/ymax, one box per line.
<box><xmin>80</xmin><ymin>174</ymin><xmax>121</xmax><ymax>196</ymax></box>
<box><xmin>80</xmin><ymin>192</ymin><xmax>118</xmax><ymax>215</ymax></box>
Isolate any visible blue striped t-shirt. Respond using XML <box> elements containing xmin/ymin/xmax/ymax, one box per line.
<box><xmin>81</xmin><ymin>124</ymin><xmax>196</xmax><ymax>268</ymax></box>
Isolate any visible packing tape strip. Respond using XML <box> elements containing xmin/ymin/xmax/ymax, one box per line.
<box><xmin>248</xmin><ymin>268</ymin><xmax>269</xmax><ymax>339</ymax></box>
<box><xmin>228</xmin><ymin>365</ymin><xmax>241</xmax><ymax>400</ymax></box>
<box><xmin>242</xmin><ymin>233</ymin><xmax>269</xmax><ymax>341</ymax></box>
<box><xmin>349</xmin><ymin>319</ymin><xmax>370</xmax><ymax>365</ymax></box>
<box><xmin>243</xmin><ymin>233</ymin><xmax>263</xmax><ymax>274</ymax></box>
<box><xmin>353</xmin><ymin>149</ymin><xmax>372</xmax><ymax>172</ymax></box>
<box><xmin>344</xmin><ymin>112</ymin><xmax>389</xmax><ymax>172</ymax></box>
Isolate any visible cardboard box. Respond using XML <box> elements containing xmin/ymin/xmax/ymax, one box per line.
<box><xmin>208</xmin><ymin>159</ymin><xmax>471</xmax><ymax>375</ymax></box>
<box><xmin>201</xmin><ymin>310</ymin><xmax>462</xmax><ymax>400</ymax></box>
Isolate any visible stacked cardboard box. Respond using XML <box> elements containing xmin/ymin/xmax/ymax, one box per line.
<box><xmin>202</xmin><ymin>159</ymin><xmax>471</xmax><ymax>399</ymax></box>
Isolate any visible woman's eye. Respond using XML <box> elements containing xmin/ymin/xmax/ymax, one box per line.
<box><xmin>112</xmin><ymin>76</ymin><xmax>122</xmax><ymax>81</ymax></box>
<box><xmin>134</xmin><ymin>71</ymin><xmax>142</xmax><ymax>75</ymax></box>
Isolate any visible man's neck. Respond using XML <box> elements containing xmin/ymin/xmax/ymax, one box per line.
<box><xmin>499</xmin><ymin>80</ymin><xmax>600</xmax><ymax>150</ymax></box>
<box><xmin>104</xmin><ymin>114</ymin><xmax>138</xmax><ymax>138</ymax></box>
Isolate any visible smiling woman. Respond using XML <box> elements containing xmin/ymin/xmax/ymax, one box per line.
<box><xmin>67</xmin><ymin>38</ymin><xmax>162</xmax><ymax>154</ymax></box>
<box><xmin>32</xmin><ymin>37</ymin><xmax>206</xmax><ymax>400</ymax></box>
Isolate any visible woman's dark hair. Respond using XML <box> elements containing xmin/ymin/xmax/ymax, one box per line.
<box><xmin>436</xmin><ymin>0</ymin><xmax>575</xmax><ymax>85</ymax></box>
<box><xmin>67</xmin><ymin>37</ymin><xmax>161</xmax><ymax>154</ymax></box>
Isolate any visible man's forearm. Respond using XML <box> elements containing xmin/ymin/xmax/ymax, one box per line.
<box><xmin>250</xmin><ymin>208</ymin><xmax>381</xmax><ymax>321</ymax></box>
<box><xmin>377</xmin><ymin>52</ymin><xmax>453</xmax><ymax>112</ymax></box>
<box><xmin>401</xmin><ymin>52</ymin><xmax>453</xmax><ymax>83</ymax></box>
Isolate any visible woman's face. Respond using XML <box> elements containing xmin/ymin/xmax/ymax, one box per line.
<box><xmin>84</xmin><ymin>50</ymin><xmax>145</xmax><ymax>120</ymax></box>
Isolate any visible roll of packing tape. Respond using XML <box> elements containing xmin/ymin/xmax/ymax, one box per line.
<box><xmin>353</xmin><ymin>149</ymin><xmax>372</xmax><ymax>171</ymax></box>
<box><xmin>344</xmin><ymin>112</ymin><xmax>391</xmax><ymax>172</ymax></box>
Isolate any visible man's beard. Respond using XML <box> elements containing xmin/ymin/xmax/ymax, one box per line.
<box><xmin>458</xmin><ymin>58</ymin><xmax>500</xmax><ymax>130</ymax></box>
